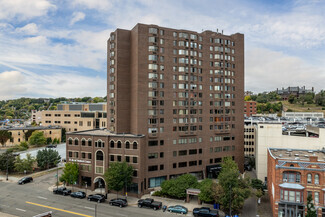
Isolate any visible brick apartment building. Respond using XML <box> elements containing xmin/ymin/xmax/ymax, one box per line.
<box><xmin>67</xmin><ymin>23</ymin><xmax>244</xmax><ymax>195</ymax></box>
<box><xmin>40</xmin><ymin>103</ymin><xmax>107</xmax><ymax>132</ymax></box>
<box><xmin>268</xmin><ymin>148</ymin><xmax>325</xmax><ymax>217</ymax></box>
<box><xmin>244</xmin><ymin>101</ymin><xmax>257</xmax><ymax>117</ymax></box>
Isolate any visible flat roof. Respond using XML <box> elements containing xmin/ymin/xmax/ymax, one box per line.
<box><xmin>269</xmin><ymin>148</ymin><xmax>325</xmax><ymax>162</ymax></box>
<box><xmin>0</xmin><ymin>126</ymin><xmax>61</xmax><ymax>130</ymax></box>
<box><xmin>67</xmin><ymin>129</ymin><xmax>144</xmax><ymax>138</ymax></box>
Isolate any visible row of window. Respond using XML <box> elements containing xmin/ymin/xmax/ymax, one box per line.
<box><xmin>110</xmin><ymin>155</ymin><xmax>138</xmax><ymax>164</ymax></box>
<box><xmin>282</xmin><ymin>172</ymin><xmax>320</xmax><ymax>184</ymax></box>
<box><xmin>68</xmin><ymin>138</ymin><xmax>138</xmax><ymax>150</ymax></box>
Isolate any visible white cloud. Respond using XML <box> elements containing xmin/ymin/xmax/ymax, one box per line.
<box><xmin>0</xmin><ymin>67</ymin><xmax>106</xmax><ymax>100</ymax></box>
<box><xmin>16</xmin><ymin>23</ymin><xmax>38</xmax><ymax>35</ymax></box>
<box><xmin>0</xmin><ymin>0</ymin><xmax>56</xmax><ymax>20</ymax></box>
<box><xmin>70</xmin><ymin>12</ymin><xmax>86</xmax><ymax>26</ymax></box>
<box><xmin>70</xmin><ymin>0</ymin><xmax>114</xmax><ymax>10</ymax></box>
<box><xmin>245</xmin><ymin>47</ymin><xmax>325</xmax><ymax>93</ymax></box>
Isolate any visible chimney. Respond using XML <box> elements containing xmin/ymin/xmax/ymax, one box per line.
<box><xmin>309</xmin><ymin>155</ymin><xmax>318</xmax><ymax>162</ymax></box>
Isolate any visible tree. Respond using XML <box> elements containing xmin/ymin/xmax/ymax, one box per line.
<box><xmin>306</xmin><ymin>194</ymin><xmax>317</xmax><ymax>217</ymax></box>
<box><xmin>288</xmin><ymin>94</ymin><xmax>295</xmax><ymax>104</ymax></box>
<box><xmin>160</xmin><ymin>174</ymin><xmax>199</xmax><ymax>199</ymax></box>
<box><xmin>0</xmin><ymin>130</ymin><xmax>12</xmax><ymax>147</ymax></box>
<box><xmin>61</xmin><ymin>128</ymin><xmax>66</xmax><ymax>143</ymax></box>
<box><xmin>213</xmin><ymin>157</ymin><xmax>251</xmax><ymax>215</ymax></box>
<box><xmin>14</xmin><ymin>154</ymin><xmax>35</xmax><ymax>173</ymax></box>
<box><xmin>104</xmin><ymin>162</ymin><xmax>133</xmax><ymax>197</ymax></box>
<box><xmin>29</xmin><ymin>131</ymin><xmax>47</xmax><ymax>147</ymax></box>
<box><xmin>24</xmin><ymin>129</ymin><xmax>36</xmax><ymax>141</ymax></box>
<box><xmin>0</xmin><ymin>151</ymin><xmax>16</xmax><ymax>173</ymax></box>
<box><xmin>60</xmin><ymin>162</ymin><xmax>79</xmax><ymax>186</ymax></box>
<box><xmin>198</xmin><ymin>179</ymin><xmax>215</xmax><ymax>203</ymax></box>
<box><xmin>244</xmin><ymin>95</ymin><xmax>251</xmax><ymax>101</ymax></box>
<box><xmin>36</xmin><ymin>149</ymin><xmax>61</xmax><ymax>170</ymax></box>
<box><xmin>251</xmin><ymin>178</ymin><xmax>264</xmax><ymax>191</ymax></box>
<box><xmin>46</xmin><ymin>137</ymin><xmax>52</xmax><ymax>145</ymax></box>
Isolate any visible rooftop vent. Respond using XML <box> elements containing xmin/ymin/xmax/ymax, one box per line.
<box><xmin>308</xmin><ymin>150</ymin><xmax>313</xmax><ymax>153</ymax></box>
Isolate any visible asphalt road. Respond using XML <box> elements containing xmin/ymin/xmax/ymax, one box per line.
<box><xmin>18</xmin><ymin>143</ymin><xmax>66</xmax><ymax>160</ymax></box>
<box><xmin>0</xmin><ymin>171</ymin><xmax>186</xmax><ymax>217</ymax></box>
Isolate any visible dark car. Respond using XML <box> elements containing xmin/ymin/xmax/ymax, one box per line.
<box><xmin>53</xmin><ymin>187</ymin><xmax>72</xmax><ymax>196</ymax></box>
<box><xmin>18</xmin><ymin>177</ymin><xmax>33</xmax><ymax>185</ymax></box>
<box><xmin>46</xmin><ymin>144</ymin><xmax>57</xmax><ymax>148</ymax></box>
<box><xmin>137</xmin><ymin>198</ymin><xmax>162</xmax><ymax>210</ymax></box>
<box><xmin>87</xmin><ymin>194</ymin><xmax>106</xmax><ymax>203</ymax></box>
<box><xmin>70</xmin><ymin>191</ymin><xmax>86</xmax><ymax>199</ymax></box>
<box><xmin>109</xmin><ymin>198</ymin><xmax>128</xmax><ymax>208</ymax></box>
<box><xmin>193</xmin><ymin>207</ymin><xmax>219</xmax><ymax>217</ymax></box>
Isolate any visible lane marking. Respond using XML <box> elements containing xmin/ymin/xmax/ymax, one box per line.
<box><xmin>84</xmin><ymin>206</ymin><xmax>95</xmax><ymax>210</ymax></box>
<box><xmin>26</xmin><ymin>201</ymin><xmax>93</xmax><ymax>217</ymax></box>
<box><xmin>37</xmin><ymin>196</ymin><xmax>47</xmax><ymax>200</ymax></box>
<box><xmin>16</xmin><ymin>208</ymin><xmax>26</xmax><ymax>212</ymax></box>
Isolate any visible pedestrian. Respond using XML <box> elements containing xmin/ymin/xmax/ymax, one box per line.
<box><xmin>162</xmin><ymin>205</ymin><xmax>167</xmax><ymax>212</ymax></box>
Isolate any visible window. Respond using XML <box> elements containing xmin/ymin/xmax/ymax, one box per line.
<box><xmin>110</xmin><ymin>141</ymin><xmax>114</xmax><ymax>148</ymax></box>
<box><xmin>307</xmin><ymin>174</ymin><xmax>312</xmax><ymax>184</ymax></box>
<box><xmin>96</xmin><ymin>151</ymin><xmax>103</xmax><ymax>161</ymax></box>
<box><xmin>149</xmin><ymin>28</ymin><xmax>157</xmax><ymax>34</ymax></box>
<box><xmin>125</xmin><ymin>142</ymin><xmax>130</xmax><ymax>149</ymax></box>
<box><xmin>133</xmin><ymin>157</ymin><xmax>137</xmax><ymax>163</ymax></box>
<box><xmin>315</xmin><ymin>192</ymin><xmax>319</xmax><ymax>204</ymax></box>
<box><xmin>117</xmin><ymin>141</ymin><xmax>121</xmax><ymax>148</ymax></box>
<box><xmin>81</xmin><ymin>140</ymin><xmax>86</xmax><ymax>146</ymax></box>
<box><xmin>74</xmin><ymin>139</ymin><xmax>78</xmax><ymax>146</ymax></box>
<box><xmin>133</xmin><ymin>142</ymin><xmax>138</xmax><ymax>149</ymax></box>
<box><xmin>148</xmin><ymin>165</ymin><xmax>158</xmax><ymax>172</ymax></box>
<box><xmin>315</xmin><ymin>174</ymin><xmax>319</xmax><ymax>185</ymax></box>
<box><xmin>88</xmin><ymin>140</ymin><xmax>92</xmax><ymax>146</ymax></box>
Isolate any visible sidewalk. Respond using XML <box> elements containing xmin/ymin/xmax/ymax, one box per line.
<box><xmin>0</xmin><ymin>212</ymin><xmax>17</xmax><ymax>217</ymax></box>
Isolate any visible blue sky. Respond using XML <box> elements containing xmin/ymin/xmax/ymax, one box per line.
<box><xmin>0</xmin><ymin>0</ymin><xmax>325</xmax><ymax>100</ymax></box>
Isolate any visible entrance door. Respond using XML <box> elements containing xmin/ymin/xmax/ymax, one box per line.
<box><xmin>286</xmin><ymin>207</ymin><xmax>295</xmax><ymax>217</ymax></box>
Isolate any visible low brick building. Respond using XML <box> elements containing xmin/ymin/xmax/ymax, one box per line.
<box><xmin>0</xmin><ymin>126</ymin><xmax>61</xmax><ymax>147</ymax></box>
<box><xmin>244</xmin><ymin>101</ymin><xmax>257</xmax><ymax>117</ymax></box>
<box><xmin>268</xmin><ymin>147</ymin><xmax>325</xmax><ymax>217</ymax></box>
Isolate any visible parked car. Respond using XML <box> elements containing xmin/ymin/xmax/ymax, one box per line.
<box><xmin>193</xmin><ymin>207</ymin><xmax>219</xmax><ymax>217</ymax></box>
<box><xmin>53</xmin><ymin>187</ymin><xmax>71</xmax><ymax>196</ymax></box>
<box><xmin>109</xmin><ymin>198</ymin><xmax>128</xmax><ymax>208</ymax></box>
<box><xmin>87</xmin><ymin>194</ymin><xmax>106</xmax><ymax>203</ymax></box>
<box><xmin>70</xmin><ymin>191</ymin><xmax>86</xmax><ymax>199</ymax></box>
<box><xmin>137</xmin><ymin>198</ymin><xmax>162</xmax><ymax>210</ymax></box>
<box><xmin>46</xmin><ymin>144</ymin><xmax>57</xmax><ymax>148</ymax></box>
<box><xmin>167</xmin><ymin>205</ymin><xmax>188</xmax><ymax>214</ymax></box>
<box><xmin>18</xmin><ymin>177</ymin><xmax>33</xmax><ymax>185</ymax></box>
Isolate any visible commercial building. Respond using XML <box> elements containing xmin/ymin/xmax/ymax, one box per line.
<box><xmin>40</xmin><ymin>103</ymin><xmax>107</xmax><ymax>132</ymax></box>
<box><xmin>282</xmin><ymin>112</ymin><xmax>324</xmax><ymax>120</ymax></box>
<box><xmin>268</xmin><ymin>147</ymin><xmax>325</xmax><ymax>217</ymax></box>
<box><xmin>244</xmin><ymin>125</ymin><xmax>256</xmax><ymax>157</ymax></box>
<box><xmin>67</xmin><ymin>23</ymin><xmax>244</xmax><ymax>195</ymax></box>
<box><xmin>256</xmin><ymin>124</ymin><xmax>325</xmax><ymax>182</ymax></box>
<box><xmin>0</xmin><ymin>126</ymin><xmax>61</xmax><ymax>146</ymax></box>
<box><xmin>244</xmin><ymin>101</ymin><xmax>257</xmax><ymax>117</ymax></box>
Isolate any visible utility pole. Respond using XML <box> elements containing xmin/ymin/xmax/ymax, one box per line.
<box><xmin>6</xmin><ymin>155</ymin><xmax>9</xmax><ymax>181</ymax></box>
<box><xmin>229</xmin><ymin>185</ymin><xmax>232</xmax><ymax>217</ymax></box>
<box><xmin>56</xmin><ymin>163</ymin><xmax>59</xmax><ymax>191</ymax></box>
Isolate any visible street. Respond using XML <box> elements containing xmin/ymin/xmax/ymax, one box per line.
<box><xmin>0</xmin><ymin>171</ymin><xmax>191</xmax><ymax>217</ymax></box>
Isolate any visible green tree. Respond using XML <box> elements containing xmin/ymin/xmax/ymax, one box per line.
<box><xmin>0</xmin><ymin>130</ymin><xmax>12</xmax><ymax>147</ymax></box>
<box><xmin>288</xmin><ymin>94</ymin><xmax>296</xmax><ymax>104</ymax></box>
<box><xmin>251</xmin><ymin>178</ymin><xmax>264</xmax><ymax>191</ymax></box>
<box><xmin>60</xmin><ymin>162</ymin><xmax>79</xmax><ymax>186</ymax></box>
<box><xmin>160</xmin><ymin>174</ymin><xmax>199</xmax><ymax>199</ymax></box>
<box><xmin>213</xmin><ymin>157</ymin><xmax>251</xmax><ymax>215</ymax></box>
<box><xmin>306</xmin><ymin>194</ymin><xmax>317</xmax><ymax>217</ymax></box>
<box><xmin>46</xmin><ymin>137</ymin><xmax>52</xmax><ymax>145</ymax></box>
<box><xmin>29</xmin><ymin>131</ymin><xmax>47</xmax><ymax>147</ymax></box>
<box><xmin>36</xmin><ymin>149</ymin><xmax>61</xmax><ymax>170</ymax></box>
<box><xmin>0</xmin><ymin>151</ymin><xmax>16</xmax><ymax>173</ymax></box>
<box><xmin>24</xmin><ymin>129</ymin><xmax>36</xmax><ymax>141</ymax></box>
<box><xmin>104</xmin><ymin>162</ymin><xmax>133</xmax><ymax>197</ymax></box>
<box><xmin>198</xmin><ymin>179</ymin><xmax>215</xmax><ymax>203</ymax></box>
<box><xmin>315</xmin><ymin>90</ymin><xmax>325</xmax><ymax>106</ymax></box>
<box><xmin>61</xmin><ymin>128</ymin><xmax>66</xmax><ymax>142</ymax></box>
<box><xmin>14</xmin><ymin>154</ymin><xmax>35</xmax><ymax>173</ymax></box>
<box><xmin>92</xmin><ymin>97</ymin><xmax>105</xmax><ymax>103</ymax></box>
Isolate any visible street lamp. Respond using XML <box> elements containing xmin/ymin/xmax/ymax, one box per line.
<box><xmin>6</xmin><ymin>155</ymin><xmax>9</xmax><ymax>181</ymax></box>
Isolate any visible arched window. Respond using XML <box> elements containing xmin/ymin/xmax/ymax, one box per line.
<box><xmin>133</xmin><ymin>142</ymin><xmax>138</xmax><ymax>149</ymax></box>
<box><xmin>88</xmin><ymin>140</ymin><xmax>92</xmax><ymax>146</ymax></box>
<box><xmin>117</xmin><ymin>141</ymin><xmax>121</xmax><ymax>148</ymax></box>
<box><xmin>126</xmin><ymin>141</ymin><xmax>130</xmax><ymax>149</ymax></box>
<box><xmin>315</xmin><ymin>174</ymin><xmax>319</xmax><ymax>185</ymax></box>
<box><xmin>110</xmin><ymin>141</ymin><xmax>114</xmax><ymax>148</ymax></box>
<box><xmin>307</xmin><ymin>174</ymin><xmax>312</xmax><ymax>184</ymax></box>
<box><xmin>96</xmin><ymin>151</ymin><xmax>104</xmax><ymax>161</ymax></box>
<box><xmin>81</xmin><ymin>139</ymin><xmax>86</xmax><ymax>146</ymax></box>
<box><xmin>74</xmin><ymin>139</ymin><xmax>78</xmax><ymax>146</ymax></box>
<box><xmin>282</xmin><ymin>171</ymin><xmax>301</xmax><ymax>183</ymax></box>
<box><xmin>68</xmin><ymin>138</ymin><xmax>73</xmax><ymax>145</ymax></box>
